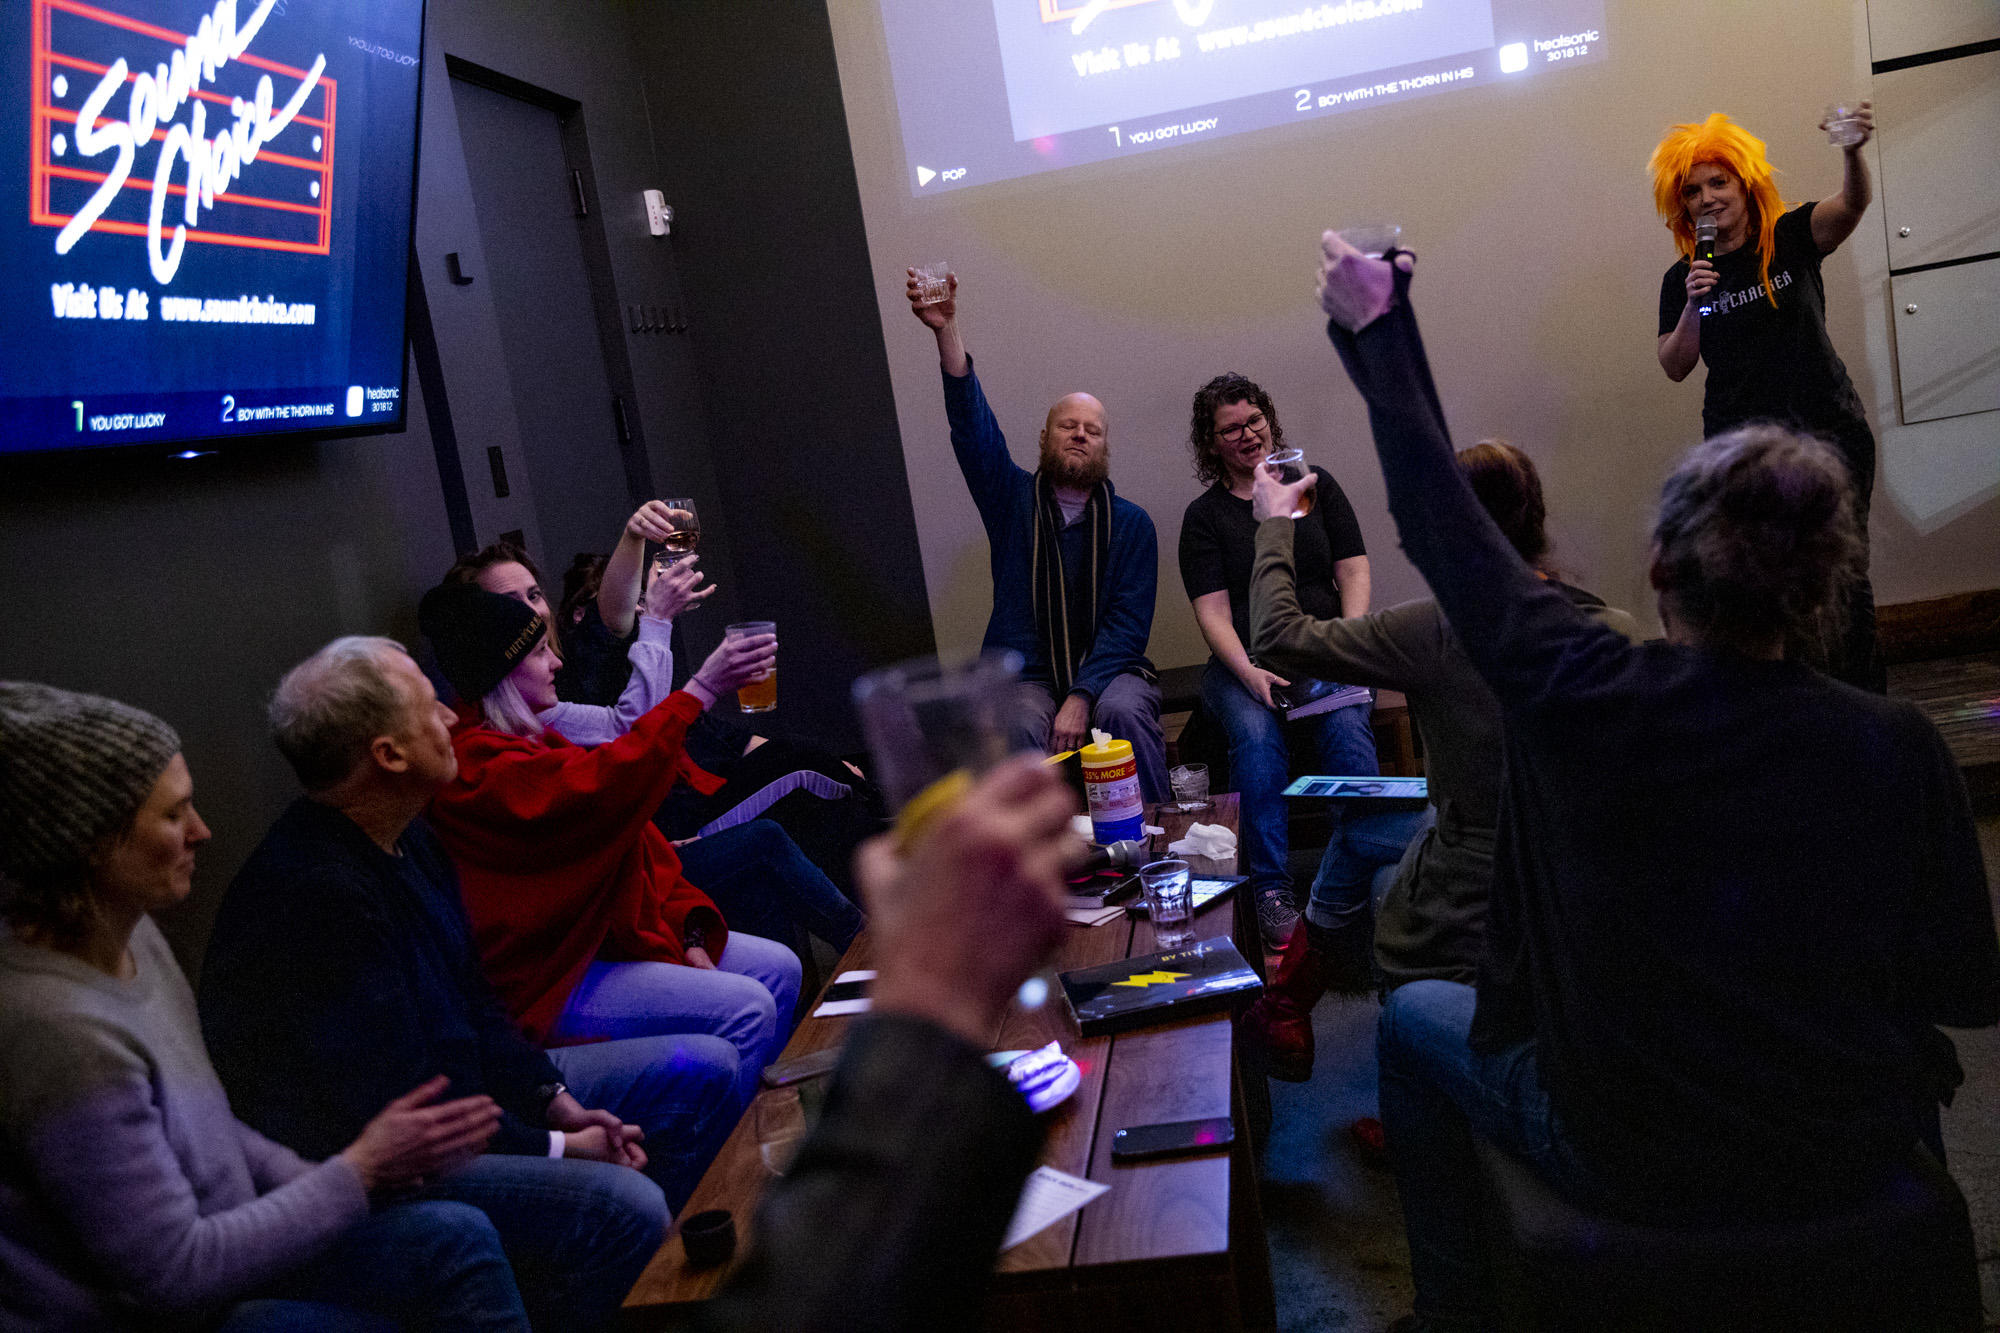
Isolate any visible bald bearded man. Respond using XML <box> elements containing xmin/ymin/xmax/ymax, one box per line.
<box><xmin>906</xmin><ymin>268</ymin><xmax>1165</xmax><ymax>800</ymax></box>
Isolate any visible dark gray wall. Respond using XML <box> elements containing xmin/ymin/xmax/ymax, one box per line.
<box><xmin>0</xmin><ymin>431</ymin><xmax>456</xmax><ymax>975</ymax></box>
<box><xmin>0</xmin><ymin>0</ymin><xmax>929</xmax><ymax>976</ymax></box>
<box><xmin>630</xmin><ymin>0</ymin><xmax>937</xmax><ymax>737</ymax></box>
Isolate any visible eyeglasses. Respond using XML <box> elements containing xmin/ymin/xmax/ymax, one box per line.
<box><xmin>1215</xmin><ymin>413</ymin><xmax>1267</xmax><ymax>443</ymax></box>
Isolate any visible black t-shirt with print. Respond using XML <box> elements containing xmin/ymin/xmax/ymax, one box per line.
<box><xmin>1659</xmin><ymin>202</ymin><xmax>1872</xmax><ymax>478</ymax></box>
<box><xmin>1179</xmin><ymin>466</ymin><xmax>1367</xmax><ymax>653</ymax></box>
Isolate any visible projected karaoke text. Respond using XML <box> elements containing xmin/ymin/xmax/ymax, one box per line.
<box><xmin>877</xmin><ymin>0</ymin><xmax>1607</xmax><ymax>196</ymax></box>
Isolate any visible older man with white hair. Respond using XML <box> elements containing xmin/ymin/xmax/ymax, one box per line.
<box><xmin>198</xmin><ymin>636</ymin><xmax>736</xmax><ymax>1333</ymax></box>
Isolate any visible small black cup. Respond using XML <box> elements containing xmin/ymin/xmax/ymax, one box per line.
<box><xmin>680</xmin><ymin>1209</ymin><xmax>736</xmax><ymax>1267</ymax></box>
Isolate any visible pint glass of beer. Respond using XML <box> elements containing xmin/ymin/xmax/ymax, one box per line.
<box><xmin>726</xmin><ymin>621</ymin><xmax>777</xmax><ymax>713</ymax></box>
<box><xmin>1265</xmin><ymin>448</ymin><xmax>1315</xmax><ymax>518</ymax></box>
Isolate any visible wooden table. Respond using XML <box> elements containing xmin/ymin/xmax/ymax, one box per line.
<box><xmin>622</xmin><ymin>794</ymin><xmax>1273</xmax><ymax>1332</ymax></box>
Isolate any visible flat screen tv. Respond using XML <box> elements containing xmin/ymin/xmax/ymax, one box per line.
<box><xmin>1</xmin><ymin>0</ymin><xmax>427</xmax><ymax>455</ymax></box>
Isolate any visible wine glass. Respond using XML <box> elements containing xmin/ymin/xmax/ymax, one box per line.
<box><xmin>649</xmin><ymin>498</ymin><xmax>701</xmax><ymax>607</ymax></box>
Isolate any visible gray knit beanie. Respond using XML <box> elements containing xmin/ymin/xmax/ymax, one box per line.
<box><xmin>0</xmin><ymin>682</ymin><xmax>182</xmax><ymax>880</ymax></box>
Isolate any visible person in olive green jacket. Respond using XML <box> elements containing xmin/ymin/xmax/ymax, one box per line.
<box><xmin>1241</xmin><ymin>441</ymin><xmax>1639</xmax><ymax>1081</ymax></box>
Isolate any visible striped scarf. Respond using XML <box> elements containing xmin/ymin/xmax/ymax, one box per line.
<box><xmin>1030</xmin><ymin>472</ymin><xmax>1112</xmax><ymax>695</ymax></box>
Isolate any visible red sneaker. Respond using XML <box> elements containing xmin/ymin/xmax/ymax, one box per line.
<box><xmin>1349</xmin><ymin>1115</ymin><xmax>1389</xmax><ymax>1169</ymax></box>
<box><xmin>1239</xmin><ymin>990</ymin><xmax>1314</xmax><ymax>1082</ymax></box>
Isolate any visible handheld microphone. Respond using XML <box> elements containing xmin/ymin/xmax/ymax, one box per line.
<box><xmin>1694</xmin><ymin>217</ymin><xmax>1718</xmax><ymax>317</ymax></box>
<box><xmin>1076</xmin><ymin>839</ymin><xmax>1150</xmax><ymax>875</ymax></box>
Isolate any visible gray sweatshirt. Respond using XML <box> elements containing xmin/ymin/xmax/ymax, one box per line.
<box><xmin>0</xmin><ymin>917</ymin><xmax>367</xmax><ymax>1331</ymax></box>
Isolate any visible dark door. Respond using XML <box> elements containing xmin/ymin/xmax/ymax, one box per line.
<box><xmin>451</xmin><ymin>76</ymin><xmax>632</xmax><ymax>573</ymax></box>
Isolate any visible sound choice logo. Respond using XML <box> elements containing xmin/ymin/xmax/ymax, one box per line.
<box><xmin>32</xmin><ymin>0</ymin><xmax>334</xmax><ymax>284</ymax></box>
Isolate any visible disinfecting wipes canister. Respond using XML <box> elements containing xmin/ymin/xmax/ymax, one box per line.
<box><xmin>1081</xmin><ymin>737</ymin><xmax>1144</xmax><ymax>843</ymax></box>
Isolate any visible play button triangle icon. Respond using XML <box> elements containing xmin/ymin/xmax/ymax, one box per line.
<box><xmin>916</xmin><ymin>165</ymin><xmax>936</xmax><ymax>186</ymax></box>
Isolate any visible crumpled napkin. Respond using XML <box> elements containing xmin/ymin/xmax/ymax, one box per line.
<box><xmin>1169</xmin><ymin>822</ymin><xmax>1237</xmax><ymax>860</ymax></box>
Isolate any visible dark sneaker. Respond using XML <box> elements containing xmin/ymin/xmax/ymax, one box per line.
<box><xmin>1256</xmin><ymin>889</ymin><xmax>1299</xmax><ymax>952</ymax></box>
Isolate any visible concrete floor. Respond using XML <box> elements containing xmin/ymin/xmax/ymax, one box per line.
<box><xmin>1259</xmin><ymin>766</ymin><xmax>2000</xmax><ymax>1331</ymax></box>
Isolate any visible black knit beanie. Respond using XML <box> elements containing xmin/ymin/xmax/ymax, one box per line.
<box><xmin>0</xmin><ymin>683</ymin><xmax>181</xmax><ymax>880</ymax></box>
<box><xmin>418</xmin><ymin>583</ymin><xmax>548</xmax><ymax>702</ymax></box>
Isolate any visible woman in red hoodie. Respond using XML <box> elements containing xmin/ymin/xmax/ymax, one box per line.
<box><xmin>418</xmin><ymin>582</ymin><xmax>800</xmax><ymax>1111</ymax></box>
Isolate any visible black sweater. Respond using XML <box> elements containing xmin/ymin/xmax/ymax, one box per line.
<box><xmin>200</xmin><ymin>798</ymin><xmax>561</xmax><ymax>1160</ymax></box>
<box><xmin>1327</xmin><ymin>268</ymin><xmax>1998</xmax><ymax>1204</ymax></box>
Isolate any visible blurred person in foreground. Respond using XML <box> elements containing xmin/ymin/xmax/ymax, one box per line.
<box><xmin>696</xmin><ymin>756</ymin><xmax>1075</xmax><ymax>1333</ymax></box>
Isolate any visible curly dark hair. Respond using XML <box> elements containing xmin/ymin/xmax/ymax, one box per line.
<box><xmin>1652</xmin><ymin>424</ymin><xmax>1862</xmax><ymax>658</ymax></box>
<box><xmin>1188</xmin><ymin>373</ymin><xmax>1285</xmax><ymax>489</ymax></box>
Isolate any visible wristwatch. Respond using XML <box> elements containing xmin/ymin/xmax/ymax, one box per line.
<box><xmin>535</xmin><ymin>1081</ymin><xmax>568</xmax><ymax>1112</ymax></box>
<box><xmin>683</xmin><ymin>922</ymin><xmax>708</xmax><ymax>953</ymax></box>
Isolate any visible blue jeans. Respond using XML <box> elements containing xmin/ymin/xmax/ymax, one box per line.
<box><xmin>411</xmin><ymin>1157</ymin><xmax>667</xmax><ymax>1333</ymax></box>
<box><xmin>1200</xmin><ymin>660</ymin><xmax>1378</xmax><ymax>901</ymax></box>
<box><xmin>676</xmin><ymin>819</ymin><xmax>863</xmax><ymax>958</ymax></box>
<box><xmin>1306</xmin><ymin>805</ymin><xmax>1429</xmax><ymax>930</ymax></box>
<box><xmin>550</xmin><ymin>1031</ymin><xmax>743</xmax><ymax>1210</ymax></box>
<box><xmin>548</xmin><ymin>934</ymin><xmax>802</xmax><ymax>1115</ymax></box>
<box><xmin>1377</xmin><ymin>980</ymin><xmax>1599</xmax><ymax>1331</ymax></box>
<box><xmin>1015</xmin><ymin>673</ymin><xmax>1169</xmax><ymax>804</ymax></box>
<box><xmin>222</xmin><ymin>1200</ymin><xmax>526</xmax><ymax>1332</ymax></box>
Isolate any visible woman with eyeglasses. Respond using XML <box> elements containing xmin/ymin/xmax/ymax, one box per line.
<box><xmin>1177</xmin><ymin>374</ymin><xmax>1379</xmax><ymax>955</ymax></box>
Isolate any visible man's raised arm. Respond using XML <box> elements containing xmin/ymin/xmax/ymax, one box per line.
<box><xmin>906</xmin><ymin>267</ymin><xmax>1027</xmax><ymax>520</ymax></box>
<box><xmin>905</xmin><ymin>267</ymin><xmax>968</xmax><ymax>377</ymax></box>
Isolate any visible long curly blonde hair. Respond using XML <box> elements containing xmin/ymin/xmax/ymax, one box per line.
<box><xmin>1648</xmin><ymin>113</ymin><xmax>1790</xmax><ymax>309</ymax></box>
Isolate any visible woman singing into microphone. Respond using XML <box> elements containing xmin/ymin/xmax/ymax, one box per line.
<box><xmin>1651</xmin><ymin>107</ymin><xmax>1883</xmax><ymax>691</ymax></box>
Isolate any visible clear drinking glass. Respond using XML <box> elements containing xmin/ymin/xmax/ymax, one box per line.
<box><xmin>1140</xmin><ymin>859</ymin><xmax>1195</xmax><ymax>949</ymax></box>
<box><xmin>726</xmin><ymin>620</ymin><xmax>777</xmax><ymax>713</ymax></box>
<box><xmin>851</xmin><ymin>650</ymin><xmax>1025</xmax><ymax>818</ymax></box>
<box><xmin>1169</xmin><ymin>762</ymin><xmax>1211</xmax><ymax>812</ymax></box>
<box><xmin>854</xmin><ymin>651</ymin><xmax>1056</xmax><ymax>1009</ymax></box>
<box><xmin>1824</xmin><ymin>102</ymin><xmax>1865</xmax><ymax>147</ymax></box>
<box><xmin>1263</xmin><ymin>447</ymin><xmax>1315</xmax><ymax>518</ymax></box>
<box><xmin>913</xmin><ymin>261</ymin><xmax>951</xmax><ymax>305</ymax></box>
<box><xmin>648</xmin><ymin>499</ymin><xmax>701</xmax><ymax>610</ymax></box>
<box><xmin>1337</xmin><ymin>223</ymin><xmax>1403</xmax><ymax>258</ymax></box>
<box><xmin>755</xmin><ymin>1087</ymin><xmax>806</xmax><ymax>1176</ymax></box>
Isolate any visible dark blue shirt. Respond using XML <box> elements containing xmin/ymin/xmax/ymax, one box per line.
<box><xmin>200</xmin><ymin>798</ymin><xmax>561</xmax><ymax>1161</ymax></box>
<box><xmin>941</xmin><ymin>361</ymin><xmax>1157</xmax><ymax>700</ymax></box>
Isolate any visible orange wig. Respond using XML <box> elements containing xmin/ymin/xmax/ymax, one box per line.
<box><xmin>1648</xmin><ymin>113</ymin><xmax>1790</xmax><ymax>309</ymax></box>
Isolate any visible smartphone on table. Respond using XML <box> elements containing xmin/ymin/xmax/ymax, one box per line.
<box><xmin>1110</xmin><ymin>1116</ymin><xmax>1235</xmax><ymax>1163</ymax></box>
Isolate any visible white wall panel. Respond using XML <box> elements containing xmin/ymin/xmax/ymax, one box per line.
<box><xmin>1874</xmin><ymin>49</ymin><xmax>2000</xmax><ymax>269</ymax></box>
<box><xmin>1867</xmin><ymin>0</ymin><xmax>2000</xmax><ymax>64</ymax></box>
<box><xmin>1891</xmin><ymin>257</ymin><xmax>2000</xmax><ymax>424</ymax></box>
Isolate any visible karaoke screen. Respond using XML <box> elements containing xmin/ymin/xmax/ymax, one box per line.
<box><xmin>0</xmin><ymin>0</ymin><xmax>426</xmax><ymax>455</ymax></box>
<box><xmin>875</xmin><ymin>0</ymin><xmax>1607</xmax><ymax>197</ymax></box>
